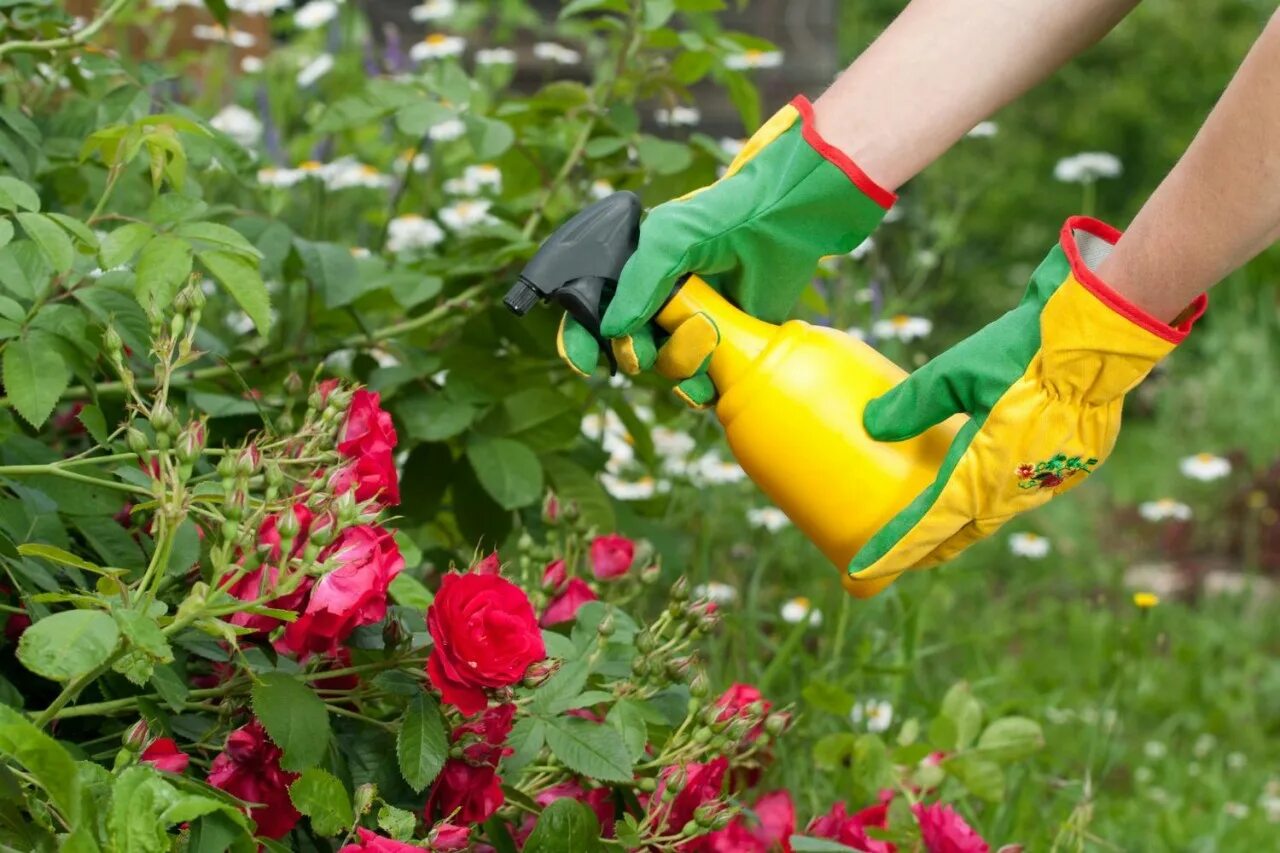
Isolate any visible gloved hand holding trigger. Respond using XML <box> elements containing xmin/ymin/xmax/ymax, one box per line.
<box><xmin>556</xmin><ymin>96</ymin><xmax>896</xmax><ymax>407</ymax></box>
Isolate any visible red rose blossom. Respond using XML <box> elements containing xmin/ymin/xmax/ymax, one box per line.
<box><xmin>427</xmin><ymin>822</ymin><xmax>470</xmax><ymax>851</ymax></box>
<box><xmin>226</xmin><ymin>504</ymin><xmax>315</xmax><ymax>635</ymax></box>
<box><xmin>589</xmin><ymin>534</ymin><xmax>634</xmax><ymax>581</ymax></box>
<box><xmin>426</xmin><ymin>569</ymin><xmax>546</xmax><ymax>715</ymax></box>
<box><xmin>542</xmin><ymin>558</ymin><xmax>567</xmax><ymax>590</ymax></box>
<box><xmin>335</xmin><ymin>389</ymin><xmax>399</xmax><ymax>506</ymax></box>
<box><xmin>649</xmin><ymin>758</ymin><xmax>728</xmax><ymax>837</ymax></box>
<box><xmin>540</xmin><ymin>577</ymin><xmax>597</xmax><ymax>627</ymax></box>
<box><xmin>140</xmin><ymin>738</ymin><xmax>190</xmax><ymax>774</ymax></box>
<box><xmin>279</xmin><ymin>524</ymin><xmax>404</xmax><ymax>657</ymax></box>
<box><xmin>338</xmin><ymin>827</ymin><xmax>420</xmax><ymax>853</ymax></box>
<box><xmin>453</xmin><ymin>703</ymin><xmax>516</xmax><ymax>765</ymax></box>
<box><xmin>808</xmin><ymin>799</ymin><xmax>895</xmax><ymax>853</ymax></box>
<box><xmin>912</xmin><ymin>803</ymin><xmax>989</xmax><ymax>853</ymax></box>
<box><xmin>426</xmin><ymin>760</ymin><xmax>504</xmax><ymax>825</ymax></box>
<box><xmin>207</xmin><ymin>720</ymin><xmax>300</xmax><ymax>840</ymax></box>
<box><xmin>696</xmin><ymin>789</ymin><xmax>794</xmax><ymax>853</ymax></box>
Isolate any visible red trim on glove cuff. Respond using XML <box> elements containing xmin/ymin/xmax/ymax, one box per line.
<box><xmin>789</xmin><ymin>95</ymin><xmax>898</xmax><ymax>210</ymax></box>
<box><xmin>1060</xmin><ymin>215</ymin><xmax>1207</xmax><ymax>345</ymax></box>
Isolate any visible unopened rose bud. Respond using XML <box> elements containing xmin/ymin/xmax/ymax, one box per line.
<box><xmin>353</xmin><ymin>783</ymin><xmax>376</xmax><ymax>816</ymax></box>
<box><xmin>689</xmin><ymin>672</ymin><xmax>710</xmax><ymax>700</ymax></box>
<box><xmin>103</xmin><ymin>323</ymin><xmax>124</xmax><ymax>356</ymax></box>
<box><xmin>542</xmin><ymin>492</ymin><xmax>561</xmax><ymax>525</ymax></box>
<box><xmin>560</xmin><ymin>498</ymin><xmax>580</xmax><ymax>522</ymax></box>
<box><xmin>663</xmin><ymin>768</ymin><xmax>686</xmax><ymax>797</ymax></box>
<box><xmin>223</xmin><ymin>490</ymin><xmax>246</xmax><ymax>522</ymax></box>
<box><xmin>680</xmin><ymin>820</ymin><xmax>699</xmax><ymax>838</ymax></box>
<box><xmin>123</xmin><ymin>720</ymin><xmax>149</xmax><ymax>751</ymax></box>
<box><xmin>764</xmin><ymin>712</ymin><xmax>791</xmax><ymax>737</ymax></box>
<box><xmin>727</xmin><ymin>717</ymin><xmax>751</xmax><ymax>740</ymax></box>
<box><xmin>216</xmin><ymin>454</ymin><xmax>237</xmax><ymax>484</ymax></box>
<box><xmin>635</xmin><ymin>630</ymin><xmax>654</xmax><ymax>654</ymax></box>
<box><xmin>169</xmin><ymin>313</ymin><xmax>185</xmax><ymax>340</ymax></box>
<box><xmin>176</xmin><ymin>419</ymin><xmax>206</xmax><ymax>465</ymax></box>
<box><xmin>710</xmin><ymin>809</ymin><xmax>735</xmax><ymax>830</ymax></box>
<box><xmin>640</xmin><ymin>564</ymin><xmax>661</xmax><ymax>585</ymax></box>
<box><xmin>745</xmin><ymin>701</ymin><xmax>766</xmax><ymax>720</ymax></box>
<box><xmin>235</xmin><ymin>446</ymin><xmax>261</xmax><ymax>477</ymax></box>
<box><xmin>665</xmin><ymin>656</ymin><xmax>693</xmax><ymax>680</ymax></box>
<box><xmin>693</xmin><ymin>804</ymin><xmax>719</xmax><ymax>829</ymax></box>
<box><xmin>636</xmin><ymin>776</ymin><xmax>657</xmax><ymax>793</ymax></box>
<box><xmin>428</xmin><ymin>822</ymin><xmax>471</xmax><ymax>852</ymax></box>
<box><xmin>597</xmin><ymin>611</ymin><xmax>615</xmax><ymax>638</ymax></box>
<box><xmin>448</xmin><ymin>745</ymin><xmax>464</xmax><ymax>760</ymax></box>
<box><xmin>126</xmin><ymin>426</ymin><xmax>149</xmax><ymax>457</ymax></box>
<box><xmin>691</xmin><ymin>726</ymin><xmax>712</xmax><ymax>745</ymax></box>
<box><xmin>284</xmin><ymin>372</ymin><xmax>303</xmax><ymax>395</ymax></box>
<box><xmin>150</xmin><ymin>405</ymin><xmax>174</xmax><ymax>435</ymax></box>
<box><xmin>335</xmin><ymin>488</ymin><xmax>357</xmax><ymax>524</ymax></box>
<box><xmin>276</xmin><ymin>411</ymin><xmax>295</xmax><ymax>434</ymax></box>
<box><xmin>278</xmin><ymin>507</ymin><xmax>302</xmax><ymax>539</ymax></box>
<box><xmin>522</xmin><ymin>659</ymin><xmax>560</xmax><ymax>688</ymax></box>
<box><xmin>710</xmin><ymin>734</ymin><xmax>730</xmax><ymax>753</ymax></box>
<box><xmin>631</xmin><ymin>657</ymin><xmax>649</xmax><ymax>677</ymax></box>
<box><xmin>309</xmin><ymin>513</ymin><xmax>336</xmax><ymax>547</ymax></box>
<box><xmin>670</xmin><ymin>576</ymin><xmax>689</xmax><ymax>602</ymax></box>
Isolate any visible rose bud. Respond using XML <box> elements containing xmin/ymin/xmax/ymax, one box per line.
<box><xmin>309</xmin><ymin>513</ymin><xmax>337</xmax><ymax>547</ymax></box>
<box><xmin>764</xmin><ymin>712</ymin><xmax>792</xmax><ymax>737</ymax></box>
<box><xmin>640</xmin><ymin>564</ymin><xmax>661</xmax><ymax>585</ymax></box>
<box><xmin>428</xmin><ymin>822</ymin><xmax>471</xmax><ymax>852</ymax></box>
<box><xmin>284</xmin><ymin>372</ymin><xmax>303</xmax><ymax>395</ymax></box>
<box><xmin>222</xmin><ymin>490</ymin><xmax>246</xmax><ymax>522</ymax></box>
<box><xmin>636</xmin><ymin>776</ymin><xmax>657</xmax><ymax>793</ymax></box>
<box><xmin>693</xmin><ymin>804</ymin><xmax>719</xmax><ymax>828</ymax></box>
<box><xmin>522</xmin><ymin>659</ymin><xmax>560</xmax><ymax>689</ymax></box>
<box><xmin>176</xmin><ymin>419</ymin><xmax>206</xmax><ymax>466</ymax></box>
<box><xmin>665</xmin><ymin>656</ymin><xmax>694</xmax><ymax>680</ymax></box>
<box><xmin>670</xmin><ymin>576</ymin><xmax>689</xmax><ymax>602</ymax></box>
<box><xmin>542</xmin><ymin>492</ymin><xmax>561</xmax><ymax>525</ymax></box>
<box><xmin>688</xmin><ymin>672</ymin><xmax>710</xmax><ymax>700</ymax></box>
<box><xmin>123</xmin><ymin>720</ymin><xmax>149</xmax><ymax>751</ymax></box>
<box><xmin>103</xmin><ymin>323</ymin><xmax>124</xmax><ymax>357</ymax></box>
<box><xmin>126</xmin><ymin>426</ymin><xmax>149</xmax><ymax>457</ymax></box>
<box><xmin>541</xmin><ymin>559</ymin><xmax>566</xmax><ymax>591</ymax></box>
<box><xmin>597</xmin><ymin>611</ymin><xmax>616</xmax><ymax>638</ymax></box>
<box><xmin>235</xmin><ymin>446</ymin><xmax>261</xmax><ymax>477</ymax></box>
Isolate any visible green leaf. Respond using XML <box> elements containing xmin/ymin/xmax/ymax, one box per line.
<box><xmin>938</xmin><ymin>682</ymin><xmax>983</xmax><ymax>750</ymax></box>
<box><xmin>100</xmin><ymin>223</ymin><xmax>154</xmax><ymax>268</ymax></box>
<box><xmin>295</xmin><ymin>239</ymin><xmax>361</xmax><ymax>308</ymax></box>
<box><xmin>114</xmin><ymin>607</ymin><xmax>174</xmax><ymax>663</ymax></box>
<box><xmin>175</xmin><ymin>222</ymin><xmax>263</xmax><ymax>260</ymax></box>
<box><xmin>584</xmin><ymin>136</ymin><xmax>628</xmax><ymax>158</ymax></box>
<box><xmin>251</xmin><ymin>672</ymin><xmax>331</xmax><ymax>772</ymax></box>
<box><xmin>0</xmin><ymin>176</ymin><xmax>39</xmax><ymax>212</ymax></box>
<box><xmin>947</xmin><ymin>755</ymin><xmax>1005</xmax><ymax>802</ymax></box>
<box><xmin>464</xmin><ymin>115</ymin><xmax>515</xmax><ymax>160</ymax></box>
<box><xmin>2</xmin><ymin>334</ymin><xmax>67</xmax><ymax>428</ymax></box>
<box><xmin>560</xmin><ymin>0</ymin><xmax>627</xmax><ymax>19</ymax></box>
<box><xmin>722</xmin><ymin>70</ymin><xmax>761</xmax><ymax>133</ymax></box>
<box><xmin>198</xmin><ymin>250</ymin><xmax>271</xmax><ymax>333</ymax></box>
<box><xmin>135</xmin><ymin>234</ymin><xmax>192</xmax><ymax>311</ymax></box>
<box><xmin>397</xmin><ymin>694</ymin><xmax>448</xmax><ymax>792</ymax></box>
<box><xmin>289</xmin><ymin>768</ymin><xmax>353</xmax><ymax>836</ymax></box>
<box><xmin>643</xmin><ymin>0</ymin><xmax>676</xmax><ymax>29</ymax></box>
<box><xmin>975</xmin><ymin>716</ymin><xmax>1045</xmax><ymax>761</ymax></box>
<box><xmin>801</xmin><ymin>681</ymin><xmax>856</xmax><ymax>716</ymax></box>
<box><xmin>541</xmin><ymin>455</ymin><xmax>614</xmax><ymax>531</ymax></box>
<box><xmin>466</xmin><ymin>435</ymin><xmax>543</xmax><ymax>510</ymax></box>
<box><xmin>543</xmin><ymin>717</ymin><xmax>632</xmax><ymax>783</ymax></box>
<box><xmin>0</xmin><ymin>704</ymin><xmax>82</xmax><ymax>822</ymax></box>
<box><xmin>17</xmin><ymin>609</ymin><xmax>120</xmax><ymax>682</ymax></box>
<box><xmin>0</xmin><ymin>219</ymin><xmax>12</xmax><ymax>251</ymax></box>
<box><xmin>397</xmin><ymin>395</ymin><xmax>476</xmax><ymax>442</ymax></box>
<box><xmin>46</xmin><ymin>213</ymin><xmax>99</xmax><ymax>251</ymax></box>
<box><xmin>16</xmin><ymin>543</ymin><xmax>107</xmax><ymax>574</ymax></box>
<box><xmin>530</xmin><ymin>657</ymin><xmax>591</xmax><ymax>715</ymax></box>
<box><xmin>377</xmin><ymin>804</ymin><xmax>417</xmax><ymax>841</ymax></box>
<box><xmin>76</xmin><ymin>403</ymin><xmax>109</xmax><ymax>445</ymax></box>
<box><xmin>606</xmin><ymin>700</ymin><xmax>649</xmax><ymax>762</ymax></box>
<box><xmin>851</xmin><ymin>734</ymin><xmax>894</xmax><ymax>795</ymax></box>
<box><xmin>388</xmin><ymin>573</ymin><xmax>433</xmax><ymax>610</ymax></box>
<box><xmin>15</xmin><ymin>213</ymin><xmax>73</xmax><ymax>273</ymax></box>
<box><xmin>108</xmin><ymin>765</ymin><xmax>177</xmax><ymax>853</ymax></box>
<box><xmin>523</xmin><ymin>798</ymin><xmax>602</xmax><ymax>853</ymax></box>
<box><xmin>167</xmin><ymin>518</ymin><xmax>203</xmax><ymax>576</ymax></box>
<box><xmin>671</xmin><ymin>51</ymin><xmax>714</xmax><ymax>85</ymax></box>
<box><xmin>635</xmin><ymin>135</ymin><xmax>693</xmax><ymax>175</ymax></box>
<box><xmin>788</xmin><ymin>838</ymin><xmax>861</xmax><ymax>853</ymax></box>
<box><xmin>504</xmin><ymin>717</ymin><xmax>545</xmax><ymax>775</ymax></box>
<box><xmin>394</xmin><ymin>101</ymin><xmax>455</xmax><ymax>137</ymax></box>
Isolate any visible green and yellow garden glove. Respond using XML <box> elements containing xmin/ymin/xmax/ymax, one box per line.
<box><xmin>557</xmin><ymin>96</ymin><xmax>896</xmax><ymax>407</ymax></box>
<box><xmin>848</xmin><ymin>217</ymin><xmax>1207</xmax><ymax>591</ymax></box>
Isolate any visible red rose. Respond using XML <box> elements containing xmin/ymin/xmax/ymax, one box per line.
<box><xmin>540</xmin><ymin>578</ymin><xmax>597</xmax><ymax>627</ymax></box>
<box><xmin>912</xmin><ymin>803</ymin><xmax>989</xmax><ymax>853</ymax></box>
<box><xmin>427</xmin><ymin>822</ymin><xmax>470</xmax><ymax>851</ymax></box>
<box><xmin>140</xmin><ymin>738</ymin><xmax>190</xmax><ymax>774</ymax></box>
<box><xmin>338</xmin><ymin>827</ymin><xmax>420</xmax><ymax>852</ymax></box>
<box><xmin>697</xmin><ymin>789</ymin><xmax>794</xmax><ymax>852</ymax></box>
<box><xmin>650</xmin><ymin>758</ymin><xmax>728</xmax><ymax>837</ymax></box>
<box><xmin>808</xmin><ymin>799</ymin><xmax>895</xmax><ymax>853</ymax></box>
<box><xmin>207</xmin><ymin>721</ymin><xmax>300</xmax><ymax>840</ymax></box>
<box><xmin>426</xmin><ymin>761</ymin><xmax>504</xmax><ymax>825</ymax></box>
<box><xmin>426</xmin><ymin>571</ymin><xmax>546</xmax><ymax>715</ymax></box>
<box><xmin>542</xmin><ymin>559</ymin><xmax>567</xmax><ymax>590</ymax></box>
<box><xmin>335</xmin><ymin>389</ymin><xmax>399</xmax><ymax>506</ymax></box>
<box><xmin>472</xmin><ymin>552</ymin><xmax>501</xmax><ymax>575</ymax></box>
<box><xmin>316</xmin><ymin>378</ymin><xmax>340</xmax><ymax>403</ymax></box>
<box><xmin>280</xmin><ymin>524</ymin><xmax>404</xmax><ymax>657</ymax></box>
<box><xmin>715</xmin><ymin>683</ymin><xmax>771</xmax><ymax>724</ymax></box>
<box><xmin>3</xmin><ymin>612</ymin><xmax>30</xmax><ymax>644</ymax></box>
<box><xmin>453</xmin><ymin>703</ymin><xmax>516</xmax><ymax>765</ymax></box>
<box><xmin>589</xmin><ymin>534</ymin><xmax>634</xmax><ymax>581</ymax></box>
<box><xmin>225</xmin><ymin>568</ymin><xmax>312</xmax><ymax>636</ymax></box>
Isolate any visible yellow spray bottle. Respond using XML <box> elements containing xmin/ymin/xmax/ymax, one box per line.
<box><xmin>505</xmin><ymin>193</ymin><xmax>962</xmax><ymax>597</ymax></box>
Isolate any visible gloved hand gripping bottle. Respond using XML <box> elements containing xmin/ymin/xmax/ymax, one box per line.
<box><xmin>505</xmin><ymin>192</ymin><xmax>961</xmax><ymax>598</ymax></box>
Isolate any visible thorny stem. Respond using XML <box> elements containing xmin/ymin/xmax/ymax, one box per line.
<box><xmin>0</xmin><ymin>0</ymin><xmax>136</xmax><ymax>61</ymax></box>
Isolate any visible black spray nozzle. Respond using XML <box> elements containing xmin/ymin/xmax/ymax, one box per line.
<box><xmin>504</xmin><ymin>192</ymin><xmax>644</xmax><ymax>372</ymax></box>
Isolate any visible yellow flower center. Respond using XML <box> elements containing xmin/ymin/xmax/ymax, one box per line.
<box><xmin>359</xmin><ymin>165</ymin><xmax>380</xmax><ymax>176</ymax></box>
<box><xmin>1196</xmin><ymin>453</ymin><xmax>1214</xmax><ymax>463</ymax></box>
<box><xmin>300</xmin><ymin>160</ymin><xmax>323</xmax><ymax>171</ymax></box>
<box><xmin>891</xmin><ymin>315</ymin><xmax>910</xmax><ymax>327</ymax></box>
<box><xmin>1022</xmin><ymin>533</ymin><xmax>1041</xmax><ymax>542</ymax></box>
<box><xmin>425</xmin><ymin>33</ymin><xmax>449</xmax><ymax>45</ymax></box>
<box><xmin>400</xmin><ymin>213</ymin><xmax>423</xmax><ymax>221</ymax></box>
<box><xmin>745</xmin><ymin>49</ymin><xmax>762</xmax><ymax>59</ymax></box>
<box><xmin>791</xmin><ymin>596</ymin><xmax>810</xmax><ymax>608</ymax></box>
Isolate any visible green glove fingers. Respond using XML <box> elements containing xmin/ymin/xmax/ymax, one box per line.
<box><xmin>611</xmin><ymin>327</ymin><xmax>659</xmax><ymax>376</ymax></box>
<box><xmin>655</xmin><ymin>311</ymin><xmax>720</xmax><ymax>410</ymax></box>
<box><xmin>674</xmin><ymin>373</ymin><xmax>716</xmax><ymax>409</ymax></box>
<box><xmin>555</xmin><ymin>315</ymin><xmax>600</xmax><ymax>378</ymax></box>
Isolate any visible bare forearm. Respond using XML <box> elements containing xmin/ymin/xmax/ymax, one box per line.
<box><xmin>1100</xmin><ymin>12</ymin><xmax>1280</xmax><ymax>321</ymax></box>
<box><xmin>813</xmin><ymin>0</ymin><xmax>1141</xmax><ymax>190</ymax></box>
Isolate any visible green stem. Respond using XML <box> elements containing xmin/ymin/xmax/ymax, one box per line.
<box><xmin>0</xmin><ymin>464</ymin><xmax>150</xmax><ymax>496</ymax></box>
<box><xmin>0</xmin><ymin>0</ymin><xmax>136</xmax><ymax>61</ymax></box>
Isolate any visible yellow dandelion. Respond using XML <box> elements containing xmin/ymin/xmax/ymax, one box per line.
<box><xmin>1133</xmin><ymin>592</ymin><xmax>1159</xmax><ymax>609</ymax></box>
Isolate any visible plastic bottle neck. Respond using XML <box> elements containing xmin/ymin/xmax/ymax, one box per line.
<box><xmin>655</xmin><ymin>276</ymin><xmax>778</xmax><ymax>390</ymax></box>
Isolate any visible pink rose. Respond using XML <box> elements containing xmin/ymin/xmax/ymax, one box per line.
<box><xmin>807</xmin><ymin>798</ymin><xmax>895</xmax><ymax>853</ymax></box>
<box><xmin>426</xmin><ymin>569</ymin><xmax>546</xmax><ymax>715</ymax></box>
<box><xmin>338</xmin><ymin>827</ymin><xmax>420</xmax><ymax>852</ymax></box>
<box><xmin>140</xmin><ymin>738</ymin><xmax>190</xmax><ymax>774</ymax></box>
<box><xmin>335</xmin><ymin>389</ymin><xmax>399</xmax><ymax>506</ymax></box>
<box><xmin>649</xmin><ymin>758</ymin><xmax>728</xmax><ymax>838</ymax></box>
<box><xmin>540</xmin><ymin>578</ymin><xmax>597</xmax><ymax>627</ymax></box>
<box><xmin>589</xmin><ymin>534</ymin><xmax>634</xmax><ymax>580</ymax></box>
<box><xmin>913</xmin><ymin>803</ymin><xmax>989</xmax><ymax>853</ymax></box>
<box><xmin>279</xmin><ymin>524</ymin><xmax>404</xmax><ymax>657</ymax></box>
<box><xmin>697</xmin><ymin>789</ymin><xmax>794</xmax><ymax>852</ymax></box>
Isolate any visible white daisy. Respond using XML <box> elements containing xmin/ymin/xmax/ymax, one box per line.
<box><xmin>228</xmin><ymin>0</ymin><xmax>291</xmax><ymax>11</ymax></box>
<box><xmin>1143</xmin><ymin>740</ymin><xmax>1168</xmax><ymax>760</ymax></box>
<box><xmin>601</xmin><ymin>473</ymin><xmax>667</xmax><ymax>501</ymax></box>
<box><xmin>780</xmin><ymin>596</ymin><xmax>822</xmax><ymax>626</ymax></box>
<box><xmin>476</xmin><ymin>47</ymin><xmax>517</xmax><ymax>66</ymax></box>
<box><xmin>872</xmin><ymin>314</ymin><xmax>932</xmax><ymax>342</ymax></box>
<box><xmin>293</xmin><ymin>0</ymin><xmax>338</xmax><ymax>29</ymax></box>
<box><xmin>1227</xmin><ymin>752</ymin><xmax>1247</xmax><ymax>770</ymax></box>
<box><xmin>747</xmin><ymin>507</ymin><xmax>789</xmax><ymax>532</ymax></box>
<box><xmin>1138</xmin><ymin>499</ymin><xmax>1192</xmax><ymax>522</ymax></box>
<box><xmin>439</xmin><ymin>199</ymin><xmax>497</xmax><ymax>231</ymax></box>
<box><xmin>209</xmin><ymin>105</ymin><xmax>262</xmax><ymax>148</ymax></box>
<box><xmin>410</xmin><ymin>0</ymin><xmax>456</xmax><ymax>22</ymax></box>
<box><xmin>650</xmin><ymin>426</ymin><xmax>695</xmax><ymax>461</ymax></box>
<box><xmin>844</xmin><ymin>326</ymin><xmax>867</xmax><ymax>341</ymax></box>
<box><xmin>589</xmin><ymin>179</ymin><xmax>614</xmax><ymax>200</ymax></box>
<box><xmin>411</xmin><ymin>34</ymin><xmax>466</xmax><ymax>62</ymax></box>
<box><xmin>386</xmin><ymin>214</ymin><xmax>445</xmax><ymax>253</ymax></box>
<box><xmin>444</xmin><ymin>163</ymin><xmax>502</xmax><ymax>195</ymax></box>
<box><xmin>851</xmin><ymin>699</ymin><xmax>894</xmax><ymax>733</ymax></box>
<box><xmin>1179</xmin><ymin>453</ymin><xmax>1231</xmax><ymax>481</ymax></box>
<box><xmin>1009</xmin><ymin>532</ymin><xmax>1051</xmax><ymax>559</ymax></box>
<box><xmin>240</xmin><ymin>55</ymin><xmax>265</xmax><ymax>74</ymax></box>
<box><xmin>691</xmin><ymin>451</ymin><xmax>747</xmax><ymax>485</ymax></box>
<box><xmin>532</xmin><ymin>42</ymin><xmax>581</xmax><ymax>65</ymax></box>
<box><xmin>724</xmin><ymin>49</ymin><xmax>783</xmax><ymax>70</ymax></box>
<box><xmin>325</xmin><ymin>160</ymin><xmax>391</xmax><ymax>191</ymax></box>
<box><xmin>393</xmin><ymin>149</ymin><xmax>431</xmax><ymax>174</ymax></box>
<box><xmin>655</xmin><ymin>106</ymin><xmax>701</xmax><ymax>127</ymax></box>
<box><xmin>427</xmin><ymin>117</ymin><xmax>466</xmax><ymax>142</ymax></box>
<box><xmin>192</xmin><ymin>24</ymin><xmax>257</xmax><ymax>48</ymax></box>
<box><xmin>1193</xmin><ymin>733</ymin><xmax>1216</xmax><ymax>758</ymax></box>
<box><xmin>257</xmin><ymin>166</ymin><xmax>305</xmax><ymax>188</ymax></box>
<box><xmin>1053</xmin><ymin>152</ymin><xmax>1122</xmax><ymax>184</ymax></box>
<box><xmin>1223</xmin><ymin>802</ymin><xmax>1250</xmax><ymax>819</ymax></box>
<box><xmin>296</xmin><ymin>53</ymin><xmax>334</xmax><ymax>87</ymax></box>
<box><xmin>967</xmin><ymin>121</ymin><xmax>998</xmax><ymax>138</ymax></box>
<box><xmin>693</xmin><ymin>582</ymin><xmax>737</xmax><ymax>604</ymax></box>
<box><xmin>227</xmin><ymin>310</ymin><xmax>255</xmax><ymax>336</ymax></box>
<box><xmin>350</xmin><ymin>247</ymin><xmax>371</xmax><ymax>259</ymax></box>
